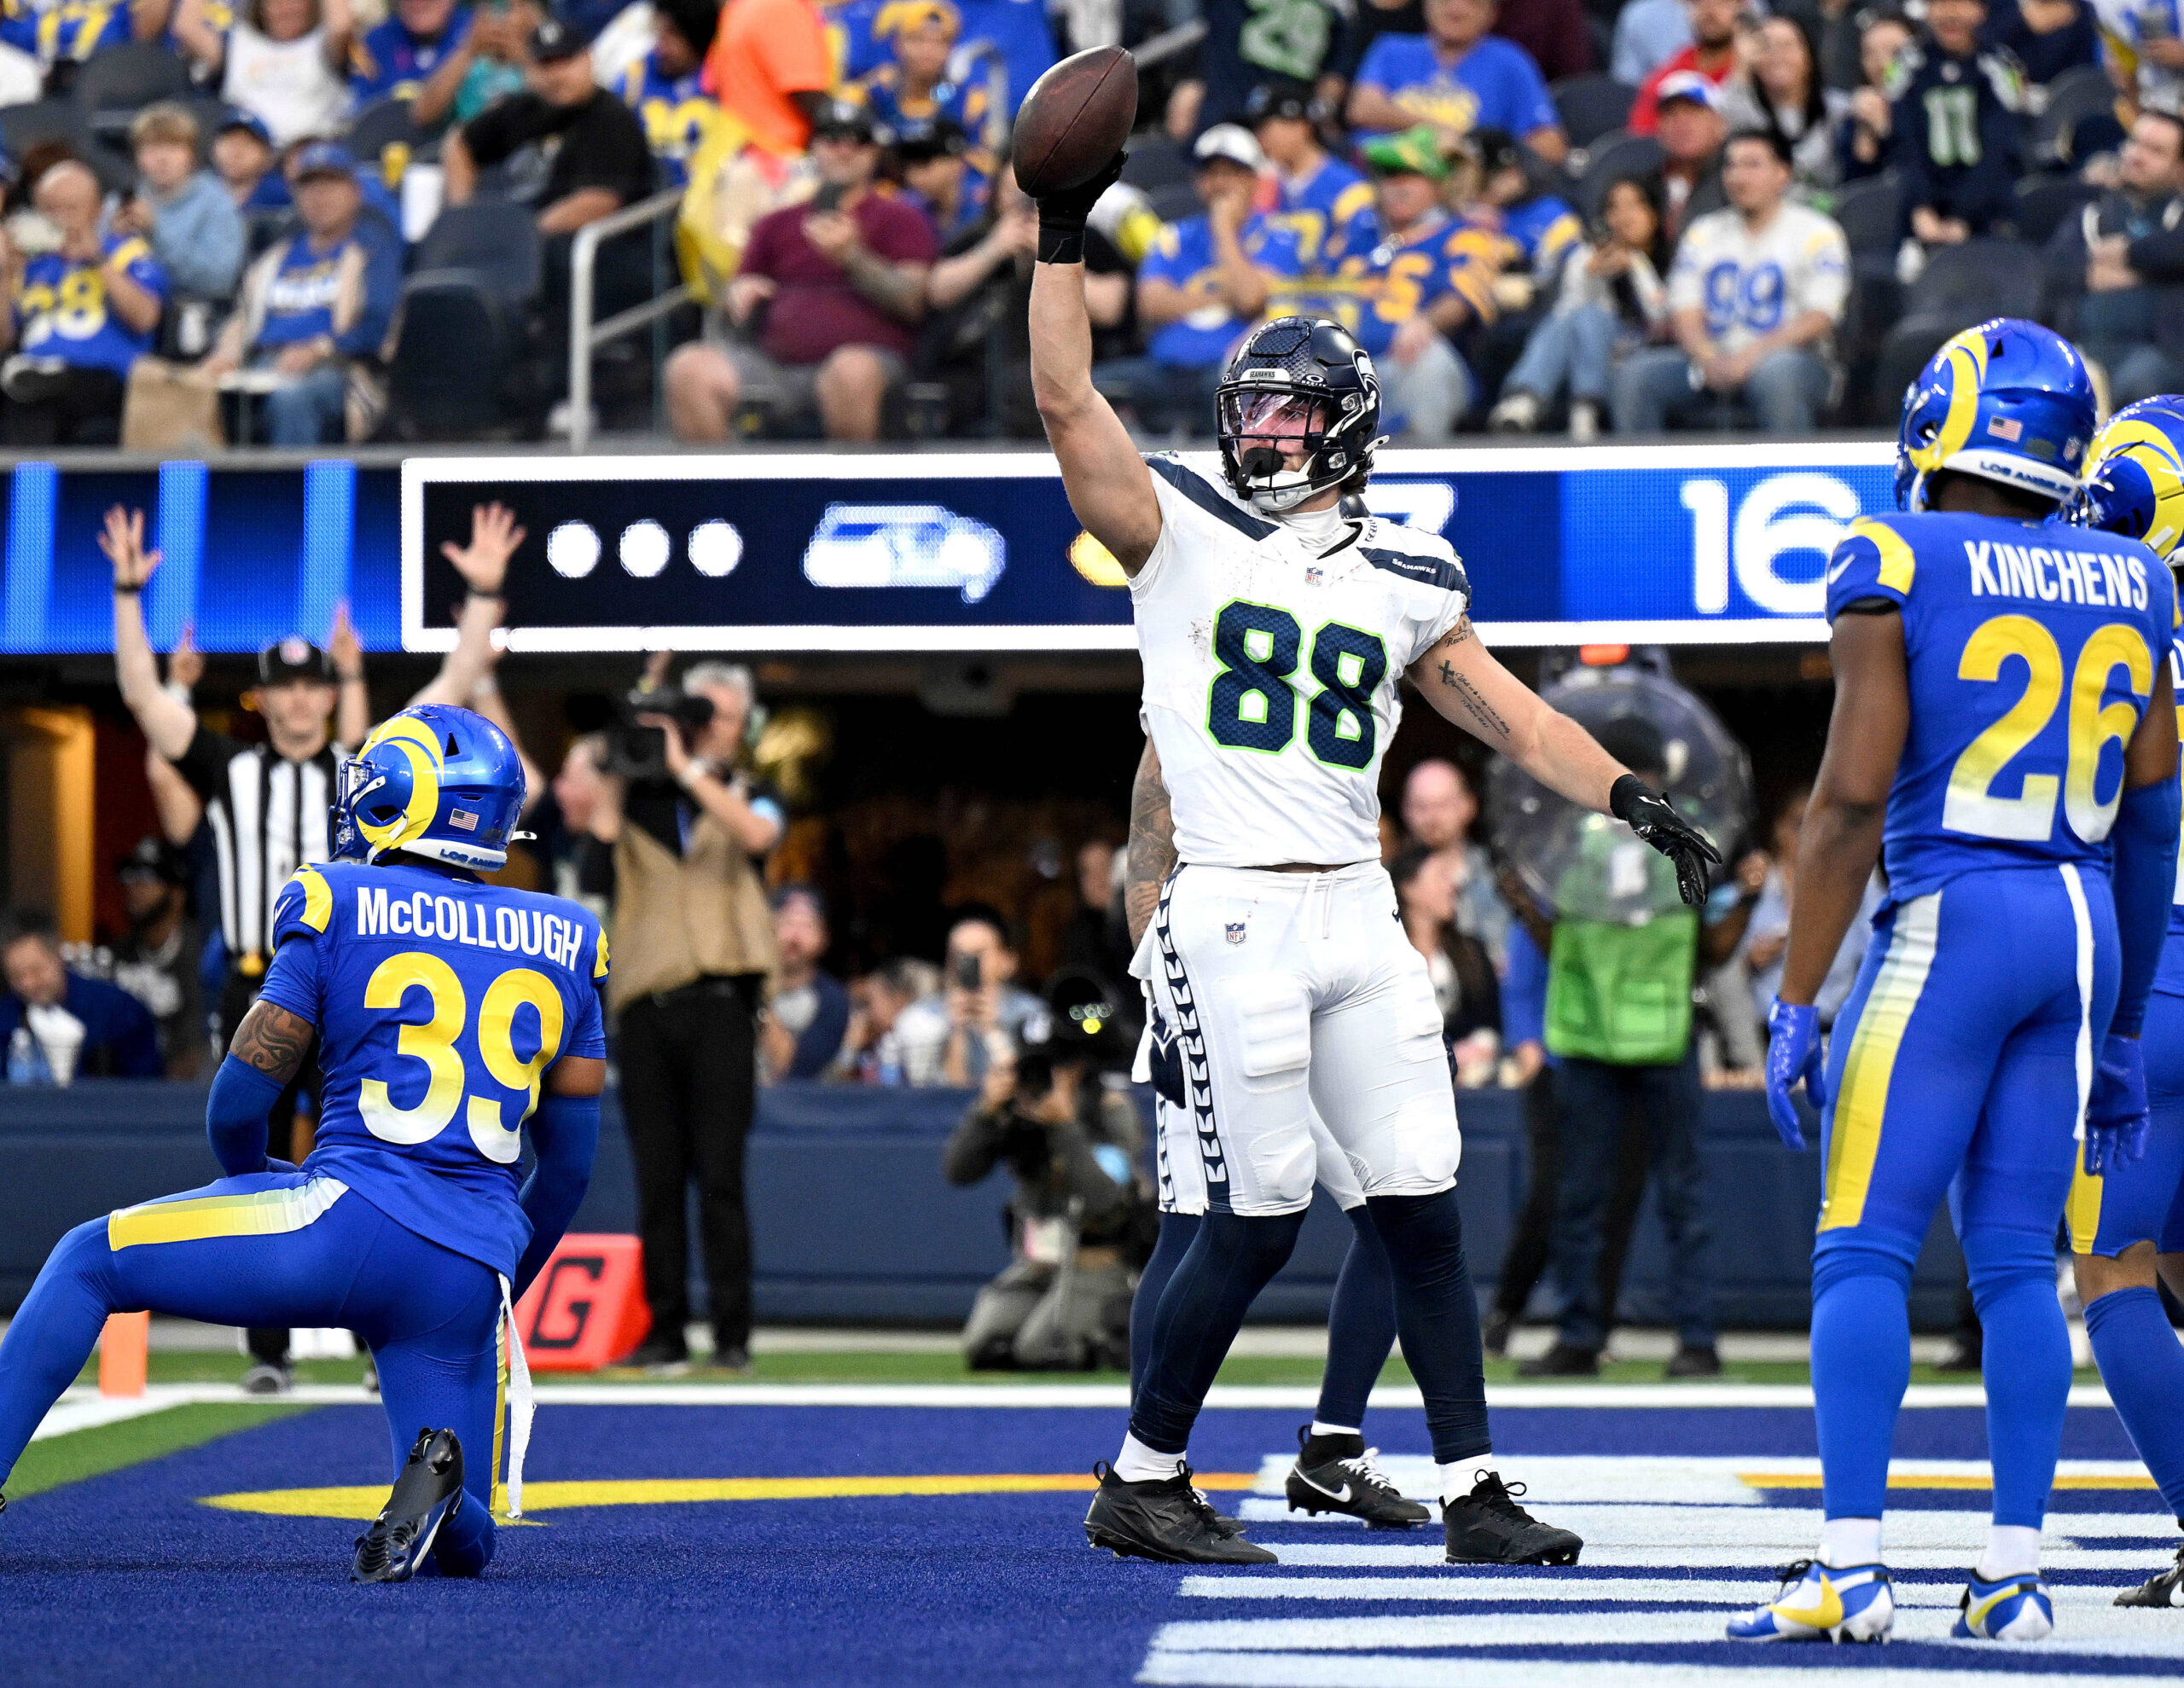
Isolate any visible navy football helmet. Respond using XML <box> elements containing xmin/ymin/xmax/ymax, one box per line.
<box><xmin>333</xmin><ymin>705</ymin><xmax>526</xmax><ymax>873</ymax></box>
<box><xmin>1214</xmin><ymin>316</ymin><xmax>1384</xmax><ymax>513</ymax></box>
<box><xmin>1895</xmin><ymin>318</ymin><xmax>2095</xmax><ymax>512</ymax></box>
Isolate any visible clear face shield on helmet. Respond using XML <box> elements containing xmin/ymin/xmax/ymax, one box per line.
<box><xmin>1218</xmin><ymin>388</ymin><xmax>1336</xmax><ymax>512</ymax></box>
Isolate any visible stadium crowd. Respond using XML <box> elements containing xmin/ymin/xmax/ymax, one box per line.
<box><xmin>0</xmin><ymin>0</ymin><xmax>2164</xmax><ymax>441</ymax></box>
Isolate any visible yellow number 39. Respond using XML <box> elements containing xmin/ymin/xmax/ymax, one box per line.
<box><xmin>1943</xmin><ymin>616</ymin><xmax>2152</xmax><ymax>843</ymax></box>
<box><xmin>357</xmin><ymin>953</ymin><xmax>566</xmax><ymax>1164</ymax></box>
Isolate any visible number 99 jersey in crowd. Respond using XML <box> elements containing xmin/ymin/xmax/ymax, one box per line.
<box><xmin>254</xmin><ymin>859</ymin><xmax>609</xmax><ymax>1281</ymax></box>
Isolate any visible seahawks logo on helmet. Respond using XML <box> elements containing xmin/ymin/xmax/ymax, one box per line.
<box><xmin>1215</xmin><ymin>316</ymin><xmax>1386</xmax><ymax>514</ymax></box>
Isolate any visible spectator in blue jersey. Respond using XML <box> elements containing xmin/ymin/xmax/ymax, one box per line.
<box><xmin>349</xmin><ymin>0</ymin><xmax>473</xmax><ymax>125</ymax></box>
<box><xmin>1249</xmin><ymin>82</ymin><xmax>1379</xmax><ymax>276</ymax></box>
<box><xmin>107</xmin><ymin>103</ymin><xmax>245</xmax><ymax>301</ymax></box>
<box><xmin>1345</xmin><ymin>0</ymin><xmax>1566</xmax><ymax>164</ymax></box>
<box><xmin>1318</xmin><ymin>125</ymin><xmax>1494</xmax><ymax>438</ymax></box>
<box><xmin>212</xmin><ymin>109</ymin><xmax>289</xmax><ymax>212</ymax></box>
<box><xmin>1163</xmin><ymin>0</ymin><xmax>1339</xmax><ymax>143</ymax></box>
<box><xmin>856</xmin><ymin>0</ymin><xmax>990</xmax><ymax>136</ymax></box>
<box><xmin>1981</xmin><ymin>0</ymin><xmax>2095</xmax><ymax>87</ymax></box>
<box><xmin>1465</xmin><ymin>125</ymin><xmax>1581</xmax><ymax>296</ymax></box>
<box><xmin>615</xmin><ymin>0</ymin><xmax>722</xmax><ymax>189</ymax></box>
<box><xmin>948</xmin><ymin>0</ymin><xmax>1049</xmax><ymax>119</ymax></box>
<box><xmin>0</xmin><ymin>160</ymin><xmax>166</xmax><ymax>445</ymax></box>
<box><xmin>1888</xmin><ymin>0</ymin><xmax>2027</xmax><ymax>248</ymax></box>
<box><xmin>0</xmin><ymin>0</ymin><xmax>151</xmax><ymax>73</ymax></box>
<box><xmin>892</xmin><ymin>116</ymin><xmax>982</xmax><ymax>244</ymax></box>
<box><xmin>1</xmin><ymin>915</ymin><xmax>162</xmax><ymax>1083</ymax></box>
<box><xmin>1093</xmin><ymin>123</ymin><xmax>1302</xmax><ymax>434</ymax></box>
<box><xmin>200</xmin><ymin>142</ymin><xmax>397</xmax><ymax>444</ymax></box>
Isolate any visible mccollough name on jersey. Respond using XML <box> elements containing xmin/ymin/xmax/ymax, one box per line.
<box><xmin>1965</xmin><ymin>540</ymin><xmax>2152</xmax><ymax>609</ymax></box>
<box><xmin>354</xmin><ymin>885</ymin><xmax>587</xmax><ymax>971</ymax></box>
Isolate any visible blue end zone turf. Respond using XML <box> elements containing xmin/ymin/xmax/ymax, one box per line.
<box><xmin>0</xmin><ymin>1403</ymin><xmax>2174</xmax><ymax>1686</ymax></box>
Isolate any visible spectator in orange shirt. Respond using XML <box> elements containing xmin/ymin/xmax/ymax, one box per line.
<box><xmin>706</xmin><ymin>0</ymin><xmax>834</xmax><ymax>154</ymax></box>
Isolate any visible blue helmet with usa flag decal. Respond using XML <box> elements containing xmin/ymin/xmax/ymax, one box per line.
<box><xmin>1895</xmin><ymin>319</ymin><xmax>2094</xmax><ymax>513</ymax></box>
<box><xmin>332</xmin><ymin>704</ymin><xmax>526</xmax><ymax>873</ymax></box>
<box><xmin>2067</xmin><ymin>395</ymin><xmax>2184</xmax><ymax>564</ymax></box>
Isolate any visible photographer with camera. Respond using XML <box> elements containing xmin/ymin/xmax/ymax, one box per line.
<box><xmin>586</xmin><ymin>656</ymin><xmax>784</xmax><ymax>1373</ymax></box>
<box><xmin>897</xmin><ymin>907</ymin><xmax>1045</xmax><ymax>1087</ymax></box>
<box><xmin>943</xmin><ymin>975</ymin><xmax>1153</xmax><ymax>1372</ymax></box>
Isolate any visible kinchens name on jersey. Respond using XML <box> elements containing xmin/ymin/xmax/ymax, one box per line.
<box><xmin>1960</xmin><ymin>538</ymin><xmax>2153</xmax><ymax>610</ymax></box>
<box><xmin>1131</xmin><ymin>453</ymin><xmax>1471</xmax><ymax>868</ymax></box>
<box><xmin>351</xmin><ymin>881</ymin><xmax>592</xmax><ymax>973</ymax></box>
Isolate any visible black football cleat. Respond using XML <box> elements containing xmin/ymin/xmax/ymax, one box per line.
<box><xmin>2117</xmin><ymin>1546</ymin><xmax>2184</xmax><ymax>1608</ymax></box>
<box><xmin>1083</xmin><ymin>1462</ymin><xmax>1276</xmax><ymax>1564</ymax></box>
<box><xmin>352</xmin><ymin>1429</ymin><xmax>466</xmax><ymax>1584</ymax></box>
<box><xmin>1286</xmin><ymin>1426</ymin><xmax>1432</xmax><ymax>1528</ymax></box>
<box><xmin>1443</xmin><ymin>1470</ymin><xmax>1583</xmax><ymax>1565</ymax></box>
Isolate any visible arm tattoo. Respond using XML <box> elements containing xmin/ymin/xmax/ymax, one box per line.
<box><xmin>1124</xmin><ymin>742</ymin><xmax>1177</xmax><ymax>948</ymax></box>
<box><xmin>230</xmin><ymin>999</ymin><xmax>313</xmax><ymax>1082</ymax></box>
<box><xmin>1438</xmin><ymin>614</ymin><xmax>1474</xmax><ymax>648</ymax></box>
<box><xmin>1437</xmin><ymin>659</ymin><xmax>1512</xmax><ymax>740</ymax></box>
<box><xmin>840</xmin><ymin>245</ymin><xmax>927</xmax><ymax>320</ymax></box>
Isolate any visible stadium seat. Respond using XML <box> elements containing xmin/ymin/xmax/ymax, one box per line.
<box><xmin>2031</xmin><ymin>62</ymin><xmax>2118</xmax><ymax>167</ymax></box>
<box><xmin>415</xmin><ymin>200</ymin><xmax>543</xmax><ymax>303</ymax></box>
<box><xmin>1551</xmin><ymin>74</ymin><xmax>1635</xmax><ymax>149</ymax></box>
<box><xmin>1873</xmin><ymin>313</ymin><xmax>1967</xmax><ymax>418</ymax></box>
<box><xmin>0</xmin><ymin>97</ymin><xmax>86</xmax><ymax>160</ymax></box>
<box><xmin>1574</xmin><ymin>129</ymin><xmax>1663</xmax><ymax>217</ymax></box>
<box><xmin>2013</xmin><ymin>171</ymin><xmax>2099</xmax><ymax>245</ymax></box>
<box><xmin>1831</xmin><ymin>173</ymin><xmax>1901</xmax><ymax>258</ymax></box>
<box><xmin>382</xmin><ymin>270</ymin><xmax>515</xmax><ymax>438</ymax></box>
<box><xmin>73</xmin><ymin>43</ymin><xmax>191</xmax><ymax>140</ymax></box>
<box><xmin>348</xmin><ymin>96</ymin><xmax>428</xmax><ymax>187</ymax></box>
<box><xmin>1905</xmin><ymin>236</ymin><xmax>2042</xmax><ymax>322</ymax></box>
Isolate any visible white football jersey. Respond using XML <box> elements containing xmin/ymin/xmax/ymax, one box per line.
<box><xmin>1130</xmin><ymin>454</ymin><xmax>1470</xmax><ymax>867</ymax></box>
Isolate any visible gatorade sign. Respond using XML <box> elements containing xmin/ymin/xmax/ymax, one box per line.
<box><xmin>513</xmin><ymin>1234</ymin><xmax>651</xmax><ymax>1372</ymax></box>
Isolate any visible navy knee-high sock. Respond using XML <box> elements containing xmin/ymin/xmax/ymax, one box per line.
<box><xmin>0</xmin><ymin>1220</ymin><xmax>119</xmax><ymax>1489</ymax></box>
<box><xmin>1130</xmin><ymin>1210</ymin><xmax>1306</xmax><ymax>1454</ymax></box>
<box><xmin>2086</xmin><ymin>1285</ymin><xmax>2184</xmax><ymax>1521</ymax></box>
<box><xmin>1316</xmin><ymin>1205</ymin><xmax>1398</xmax><ymax>1432</ymax></box>
<box><xmin>1366</xmin><ymin>1189</ymin><xmax>1490</xmax><ymax>1465</ymax></box>
<box><xmin>1130</xmin><ymin>1212</ymin><xmax>1201</xmax><ymax>1403</ymax></box>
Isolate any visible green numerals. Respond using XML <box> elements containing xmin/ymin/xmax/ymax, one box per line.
<box><xmin>1205</xmin><ymin>600</ymin><xmax>1387</xmax><ymax>769</ymax></box>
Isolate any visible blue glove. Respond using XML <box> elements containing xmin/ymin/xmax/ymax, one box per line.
<box><xmin>2084</xmin><ymin>1033</ymin><xmax>2150</xmax><ymax>1178</ymax></box>
<box><xmin>1765</xmin><ymin>998</ymin><xmax>1827</xmax><ymax>1151</ymax></box>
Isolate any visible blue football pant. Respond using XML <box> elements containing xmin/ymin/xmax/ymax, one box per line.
<box><xmin>2071</xmin><ymin>988</ymin><xmax>2184</xmax><ymax>1520</ymax></box>
<box><xmin>0</xmin><ymin>1170</ymin><xmax>506</xmax><ymax>1573</ymax></box>
<box><xmin>1811</xmin><ymin>866</ymin><xmax>2116</xmax><ymax>1530</ymax></box>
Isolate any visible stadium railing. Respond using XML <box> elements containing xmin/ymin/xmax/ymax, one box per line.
<box><xmin>568</xmin><ymin>187</ymin><xmax>688</xmax><ymax>452</ymax></box>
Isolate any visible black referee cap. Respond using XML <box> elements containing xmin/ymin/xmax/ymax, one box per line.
<box><xmin>258</xmin><ymin>635</ymin><xmax>334</xmax><ymax>684</ymax></box>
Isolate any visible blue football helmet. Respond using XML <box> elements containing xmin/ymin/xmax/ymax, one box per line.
<box><xmin>2067</xmin><ymin>395</ymin><xmax>2184</xmax><ymax>564</ymax></box>
<box><xmin>1895</xmin><ymin>319</ymin><xmax>2096</xmax><ymax>512</ymax></box>
<box><xmin>333</xmin><ymin>705</ymin><xmax>526</xmax><ymax>873</ymax></box>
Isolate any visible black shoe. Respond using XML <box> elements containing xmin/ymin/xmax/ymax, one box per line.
<box><xmin>712</xmin><ymin>1345</ymin><xmax>751</xmax><ymax>1372</ymax></box>
<box><xmin>1083</xmin><ymin>1463</ymin><xmax>1276</xmax><ymax>1563</ymax></box>
<box><xmin>2117</xmin><ymin>1546</ymin><xmax>2184</xmax><ymax>1607</ymax></box>
<box><xmin>1666</xmin><ymin>1343</ymin><xmax>1722</xmax><ymax>1378</ymax></box>
<box><xmin>1516</xmin><ymin>1343</ymin><xmax>1599</xmax><ymax>1378</ymax></box>
<box><xmin>241</xmin><ymin>1360</ymin><xmax>293</xmax><ymax>1395</ymax></box>
<box><xmin>1482</xmin><ymin>1309</ymin><xmax>1513</xmax><ymax>1360</ymax></box>
<box><xmin>1286</xmin><ymin>1425</ymin><xmax>1432</xmax><ymax>1528</ymax></box>
<box><xmin>627</xmin><ymin>1334</ymin><xmax>690</xmax><ymax>1374</ymax></box>
<box><xmin>1443</xmin><ymin>1470</ymin><xmax>1583</xmax><ymax>1565</ymax></box>
<box><xmin>352</xmin><ymin>1429</ymin><xmax>465</xmax><ymax>1584</ymax></box>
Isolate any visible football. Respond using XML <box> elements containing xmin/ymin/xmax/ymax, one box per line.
<box><xmin>1012</xmin><ymin>45</ymin><xmax>1138</xmax><ymax>196</ymax></box>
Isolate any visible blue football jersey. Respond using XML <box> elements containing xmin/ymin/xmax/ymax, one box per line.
<box><xmin>256</xmin><ymin>861</ymin><xmax>609</xmax><ymax>1279</ymax></box>
<box><xmin>1823</xmin><ymin>509</ymin><xmax>2175</xmax><ymax>902</ymax></box>
<box><xmin>1139</xmin><ymin>212</ymin><xmax>1304</xmax><ymax>368</ymax></box>
<box><xmin>1271</xmin><ymin>156</ymin><xmax>1380</xmax><ymax>275</ymax></box>
<box><xmin>2156</xmin><ymin>629</ymin><xmax>2184</xmax><ymax>1000</ymax></box>
<box><xmin>616</xmin><ymin>50</ymin><xmax>722</xmax><ymax>189</ymax></box>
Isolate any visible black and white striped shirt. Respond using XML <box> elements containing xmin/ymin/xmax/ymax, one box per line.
<box><xmin>176</xmin><ymin>725</ymin><xmax>346</xmax><ymax>977</ymax></box>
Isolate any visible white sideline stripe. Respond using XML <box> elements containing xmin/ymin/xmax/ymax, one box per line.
<box><xmin>1147</xmin><ymin>1611</ymin><xmax>2184</xmax><ymax>1656</ymax></box>
<box><xmin>28</xmin><ymin>1389</ymin><xmax>187</xmax><ymax>1440</ymax></box>
<box><xmin>1137</xmin><ymin>1653</ymin><xmax>2174</xmax><ymax>1688</ymax></box>
<box><xmin>1176</xmin><ymin>1576</ymin><xmax>2133</xmax><ymax>1607</ymax></box>
<box><xmin>1254</xmin><ymin>1543</ymin><xmax>2174</xmax><ymax>1570</ymax></box>
<box><xmin>1235</xmin><ymin>1509</ymin><xmax>2172</xmax><ymax>1549</ymax></box>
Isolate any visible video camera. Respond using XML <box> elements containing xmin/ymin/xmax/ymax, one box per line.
<box><xmin>607</xmin><ymin>686</ymin><xmax>716</xmax><ymax>784</ymax></box>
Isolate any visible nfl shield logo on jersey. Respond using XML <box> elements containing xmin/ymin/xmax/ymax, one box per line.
<box><xmin>1225</xmin><ymin>922</ymin><xmax>1247</xmax><ymax>945</ymax></box>
<box><xmin>1304</xmin><ymin>567</ymin><xmax>1324</xmax><ymax>587</ymax></box>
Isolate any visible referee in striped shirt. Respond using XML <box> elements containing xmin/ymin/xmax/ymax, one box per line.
<box><xmin>104</xmin><ymin>507</ymin><xmax>368</xmax><ymax>1392</ymax></box>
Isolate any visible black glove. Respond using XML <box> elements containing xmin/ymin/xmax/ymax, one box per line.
<box><xmin>1610</xmin><ymin>773</ymin><xmax>1722</xmax><ymax>908</ymax></box>
<box><xmin>1036</xmin><ymin>151</ymin><xmax>1127</xmax><ymax>264</ymax></box>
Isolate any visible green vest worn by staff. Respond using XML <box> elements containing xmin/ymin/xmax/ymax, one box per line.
<box><xmin>1544</xmin><ymin>819</ymin><xmax>1698</xmax><ymax>1066</ymax></box>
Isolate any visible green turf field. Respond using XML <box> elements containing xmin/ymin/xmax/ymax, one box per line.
<box><xmin>8</xmin><ymin>1401</ymin><xmax>316</xmax><ymax>1499</ymax></box>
